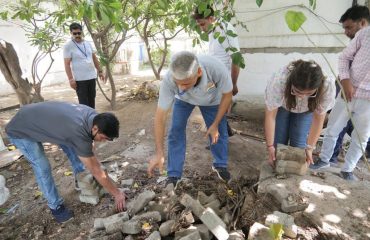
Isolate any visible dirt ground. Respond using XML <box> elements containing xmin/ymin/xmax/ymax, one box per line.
<box><xmin>0</xmin><ymin>74</ymin><xmax>369</xmax><ymax>240</ymax></box>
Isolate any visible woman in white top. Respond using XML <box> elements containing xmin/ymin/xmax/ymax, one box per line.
<box><xmin>264</xmin><ymin>60</ymin><xmax>336</xmax><ymax>167</ymax></box>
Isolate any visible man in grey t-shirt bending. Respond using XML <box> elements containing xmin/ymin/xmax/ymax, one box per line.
<box><xmin>147</xmin><ymin>51</ymin><xmax>233</xmax><ymax>185</ymax></box>
<box><xmin>5</xmin><ymin>102</ymin><xmax>125</xmax><ymax>223</ymax></box>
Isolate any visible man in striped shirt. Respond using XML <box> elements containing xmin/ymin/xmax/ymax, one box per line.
<box><xmin>310</xmin><ymin>24</ymin><xmax>370</xmax><ymax>180</ymax></box>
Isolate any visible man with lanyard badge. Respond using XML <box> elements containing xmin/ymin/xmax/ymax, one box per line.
<box><xmin>64</xmin><ymin>22</ymin><xmax>105</xmax><ymax>109</ymax></box>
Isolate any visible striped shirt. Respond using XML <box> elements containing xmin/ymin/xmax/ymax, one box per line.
<box><xmin>338</xmin><ymin>26</ymin><xmax>370</xmax><ymax>100</ymax></box>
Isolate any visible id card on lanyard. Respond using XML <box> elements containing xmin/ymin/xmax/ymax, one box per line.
<box><xmin>73</xmin><ymin>40</ymin><xmax>92</xmax><ymax>64</ymax></box>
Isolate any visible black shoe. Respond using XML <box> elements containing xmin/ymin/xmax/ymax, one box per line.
<box><xmin>340</xmin><ymin>171</ymin><xmax>358</xmax><ymax>181</ymax></box>
<box><xmin>212</xmin><ymin>166</ymin><xmax>231</xmax><ymax>182</ymax></box>
<box><xmin>50</xmin><ymin>204</ymin><xmax>74</xmax><ymax>223</ymax></box>
<box><xmin>227</xmin><ymin>121</ymin><xmax>234</xmax><ymax>137</ymax></box>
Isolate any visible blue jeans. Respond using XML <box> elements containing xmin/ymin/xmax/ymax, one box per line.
<box><xmin>168</xmin><ymin>99</ymin><xmax>228</xmax><ymax>178</ymax></box>
<box><xmin>274</xmin><ymin>107</ymin><xmax>313</xmax><ymax>148</ymax></box>
<box><xmin>9</xmin><ymin>137</ymin><xmax>84</xmax><ymax>209</ymax></box>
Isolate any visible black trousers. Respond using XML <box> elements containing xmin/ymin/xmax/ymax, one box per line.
<box><xmin>76</xmin><ymin>79</ymin><xmax>96</xmax><ymax>109</ymax></box>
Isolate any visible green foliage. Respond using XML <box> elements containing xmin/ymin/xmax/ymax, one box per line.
<box><xmin>256</xmin><ymin>0</ymin><xmax>263</xmax><ymax>8</ymax></box>
<box><xmin>269</xmin><ymin>223</ymin><xmax>284</xmax><ymax>240</ymax></box>
<box><xmin>188</xmin><ymin>0</ymin><xmax>245</xmax><ymax>69</ymax></box>
<box><xmin>285</xmin><ymin>10</ymin><xmax>307</xmax><ymax>32</ymax></box>
<box><xmin>150</xmin><ymin>47</ymin><xmax>171</xmax><ymax>67</ymax></box>
<box><xmin>309</xmin><ymin>0</ymin><xmax>317</xmax><ymax>10</ymax></box>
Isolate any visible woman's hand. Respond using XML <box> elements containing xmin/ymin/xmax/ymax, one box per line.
<box><xmin>267</xmin><ymin>145</ymin><xmax>276</xmax><ymax>167</ymax></box>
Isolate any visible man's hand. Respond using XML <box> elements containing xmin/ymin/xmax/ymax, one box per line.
<box><xmin>341</xmin><ymin>79</ymin><xmax>354</xmax><ymax>102</ymax></box>
<box><xmin>232</xmin><ymin>85</ymin><xmax>238</xmax><ymax>96</ymax></box>
<box><xmin>99</xmin><ymin>72</ymin><xmax>106</xmax><ymax>83</ymax></box>
<box><xmin>206</xmin><ymin>123</ymin><xmax>219</xmax><ymax>145</ymax></box>
<box><xmin>267</xmin><ymin>146</ymin><xmax>276</xmax><ymax>167</ymax></box>
<box><xmin>69</xmin><ymin>78</ymin><xmax>77</xmax><ymax>90</ymax></box>
<box><xmin>147</xmin><ymin>154</ymin><xmax>165</xmax><ymax>177</ymax></box>
<box><xmin>305</xmin><ymin>149</ymin><xmax>314</xmax><ymax>165</ymax></box>
<box><xmin>113</xmin><ymin>191</ymin><xmax>126</xmax><ymax>212</ymax></box>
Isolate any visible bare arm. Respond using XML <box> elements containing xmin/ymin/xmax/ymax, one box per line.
<box><xmin>264</xmin><ymin>108</ymin><xmax>278</xmax><ymax>166</ymax></box>
<box><xmin>79</xmin><ymin>155</ymin><xmax>125</xmax><ymax>211</ymax></box>
<box><xmin>64</xmin><ymin>58</ymin><xmax>76</xmax><ymax>90</ymax></box>
<box><xmin>207</xmin><ymin>92</ymin><xmax>232</xmax><ymax>144</ymax></box>
<box><xmin>305</xmin><ymin>112</ymin><xmax>326</xmax><ymax>164</ymax></box>
<box><xmin>147</xmin><ymin>107</ymin><xmax>169</xmax><ymax>177</ymax></box>
<box><xmin>231</xmin><ymin>63</ymin><xmax>240</xmax><ymax>96</ymax></box>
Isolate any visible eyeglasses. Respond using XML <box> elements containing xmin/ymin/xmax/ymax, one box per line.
<box><xmin>92</xmin><ymin>131</ymin><xmax>113</xmax><ymax>141</ymax></box>
<box><xmin>72</xmin><ymin>32</ymin><xmax>82</xmax><ymax>36</ymax></box>
<box><xmin>291</xmin><ymin>86</ymin><xmax>318</xmax><ymax>98</ymax></box>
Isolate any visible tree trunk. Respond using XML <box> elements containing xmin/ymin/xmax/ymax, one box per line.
<box><xmin>106</xmin><ymin>63</ymin><xmax>116</xmax><ymax>109</ymax></box>
<box><xmin>0</xmin><ymin>41</ymin><xmax>43</xmax><ymax>105</ymax></box>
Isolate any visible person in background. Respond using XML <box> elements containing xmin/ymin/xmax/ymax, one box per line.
<box><xmin>264</xmin><ymin>60</ymin><xmax>336</xmax><ymax>167</ymax></box>
<box><xmin>193</xmin><ymin>5</ymin><xmax>240</xmax><ymax>136</ymax></box>
<box><xmin>310</xmin><ymin>24</ymin><xmax>370</xmax><ymax>181</ymax></box>
<box><xmin>64</xmin><ymin>22</ymin><xmax>105</xmax><ymax>109</ymax></box>
<box><xmin>329</xmin><ymin>5</ymin><xmax>370</xmax><ymax>166</ymax></box>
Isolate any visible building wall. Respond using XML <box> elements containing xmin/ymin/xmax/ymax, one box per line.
<box><xmin>0</xmin><ymin>20</ymin><xmax>67</xmax><ymax>96</ymax></box>
<box><xmin>233</xmin><ymin>0</ymin><xmax>365</xmax><ymax>104</ymax></box>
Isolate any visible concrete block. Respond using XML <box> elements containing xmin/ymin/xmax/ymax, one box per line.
<box><xmin>146</xmin><ymin>231</ymin><xmax>161</xmax><ymax>240</ymax></box>
<box><xmin>121</xmin><ymin>179</ymin><xmax>134</xmax><ymax>186</ymax></box>
<box><xmin>104</xmin><ymin>212</ymin><xmax>130</xmax><ymax>234</ymax></box>
<box><xmin>204</xmin><ymin>199</ymin><xmax>221</xmax><ymax>212</ymax></box>
<box><xmin>247</xmin><ymin>222</ymin><xmax>273</xmax><ymax>240</ymax></box>
<box><xmin>124</xmin><ymin>236</ymin><xmax>134</xmax><ymax>240</ymax></box>
<box><xmin>199</xmin><ymin>207</ymin><xmax>229</xmax><ymax>240</ymax></box>
<box><xmin>132</xmin><ymin>211</ymin><xmax>161</xmax><ymax>222</ymax></box>
<box><xmin>257</xmin><ymin>162</ymin><xmax>275</xmax><ymax>194</ymax></box>
<box><xmin>79</xmin><ymin>194</ymin><xmax>99</xmax><ymax>205</ymax></box>
<box><xmin>147</xmin><ymin>202</ymin><xmax>168</xmax><ymax>220</ymax></box>
<box><xmin>197</xmin><ymin>192</ymin><xmax>217</xmax><ymax>205</ymax></box>
<box><xmin>0</xmin><ymin>175</ymin><xmax>10</xmax><ymax>206</ymax></box>
<box><xmin>81</xmin><ymin>185</ymin><xmax>101</xmax><ymax>196</ymax></box>
<box><xmin>281</xmin><ymin>197</ymin><xmax>309</xmax><ymax>213</ymax></box>
<box><xmin>179</xmin><ymin>231</ymin><xmax>202</xmax><ymax>240</ymax></box>
<box><xmin>265</xmin><ymin>211</ymin><xmax>298</xmax><ymax>238</ymax></box>
<box><xmin>94</xmin><ymin>218</ymin><xmax>105</xmax><ymax>230</ymax></box>
<box><xmin>121</xmin><ymin>220</ymin><xmax>142</xmax><ymax>235</ymax></box>
<box><xmin>181</xmin><ymin>211</ymin><xmax>195</xmax><ymax>225</ymax></box>
<box><xmin>127</xmin><ymin>190</ymin><xmax>156</xmax><ymax>215</ymax></box>
<box><xmin>276</xmin><ymin>160</ymin><xmax>308</xmax><ymax>176</ymax></box>
<box><xmin>194</xmin><ymin>224</ymin><xmax>211</xmax><ymax>240</ymax></box>
<box><xmin>266</xmin><ymin>184</ymin><xmax>289</xmax><ymax>203</ymax></box>
<box><xmin>180</xmin><ymin>194</ymin><xmax>206</xmax><ymax>217</ymax></box>
<box><xmin>276</xmin><ymin>144</ymin><xmax>308</xmax><ymax>176</ymax></box>
<box><xmin>175</xmin><ymin>227</ymin><xmax>198</xmax><ymax>240</ymax></box>
<box><xmin>76</xmin><ymin>171</ymin><xmax>94</xmax><ymax>184</ymax></box>
<box><xmin>89</xmin><ymin>232</ymin><xmax>123</xmax><ymax>240</ymax></box>
<box><xmin>266</xmin><ymin>184</ymin><xmax>308</xmax><ymax>213</ymax></box>
<box><xmin>228</xmin><ymin>230</ymin><xmax>245</xmax><ymax>240</ymax></box>
<box><xmin>159</xmin><ymin>220</ymin><xmax>175</xmax><ymax>237</ymax></box>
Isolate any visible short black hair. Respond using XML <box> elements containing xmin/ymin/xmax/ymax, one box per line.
<box><xmin>339</xmin><ymin>5</ymin><xmax>370</xmax><ymax>23</ymax></box>
<box><xmin>192</xmin><ymin>5</ymin><xmax>214</xmax><ymax>20</ymax></box>
<box><xmin>69</xmin><ymin>22</ymin><xmax>83</xmax><ymax>32</ymax></box>
<box><xmin>93</xmin><ymin>113</ymin><xmax>120</xmax><ymax>139</ymax></box>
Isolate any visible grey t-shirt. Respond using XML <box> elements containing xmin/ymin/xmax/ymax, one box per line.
<box><xmin>63</xmin><ymin>39</ymin><xmax>97</xmax><ymax>81</ymax></box>
<box><xmin>158</xmin><ymin>55</ymin><xmax>232</xmax><ymax>110</ymax></box>
<box><xmin>5</xmin><ymin>101</ymin><xmax>97</xmax><ymax>157</ymax></box>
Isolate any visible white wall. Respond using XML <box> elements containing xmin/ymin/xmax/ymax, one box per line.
<box><xmin>0</xmin><ymin>20</ymin><xmax>66</xmax><ymax>96</ymax></box>
<box><xmin>233</xmin><ymin>0</ymin><xmax>365</xmax><ymax>103</ymax></box>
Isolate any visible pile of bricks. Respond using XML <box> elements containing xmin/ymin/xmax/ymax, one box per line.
<box><xmin>76</xmin><ymin>172</ymin><xmax>105</xmax><ymax>205</ymax></box>
<box><xmin>88</xmin><ymin>182</ymin><xmax>245</xmax><ymax>240</ymax></box>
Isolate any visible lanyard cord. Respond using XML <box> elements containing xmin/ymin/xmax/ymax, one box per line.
<box><xmin>72</xmin><ymin>40</ymin><xmax>87</xmax><ymax>58</ymax></box>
